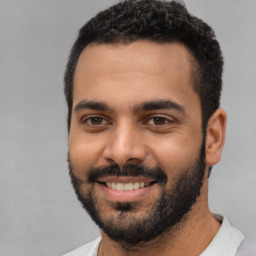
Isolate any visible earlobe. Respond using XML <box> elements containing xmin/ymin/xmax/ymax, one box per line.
<box><xmin>205</xmin><ymin>108</ymin><xmax>227</xmax><ymax>166</ymax></box>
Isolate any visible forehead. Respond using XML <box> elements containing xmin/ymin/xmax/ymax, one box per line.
<box><xmin>73</xmin><ymin>40</ymin><xmax>198</xmax><ymax>110</ymax></box>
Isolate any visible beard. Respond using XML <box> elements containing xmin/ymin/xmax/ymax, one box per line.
<box><xmin>68</xmin><ymin>139</ymin><xmax>206</xmax><ymax>247</ymax></box>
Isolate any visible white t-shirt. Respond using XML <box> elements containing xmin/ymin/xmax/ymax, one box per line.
<box><xmin>63</xmin><ymin>215</ymin><xmax>246</xmax><ymax>256</ymax></box>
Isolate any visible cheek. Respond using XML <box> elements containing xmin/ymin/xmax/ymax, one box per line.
<box><xmin>147</xmin><ymin>132</ymin><xmax>202</xmax><ymax>177</ymax></box>
<box><xmin>68</xmin><ymin>132</ymin><xmax>105</xmax><ymax>177</ymax></box>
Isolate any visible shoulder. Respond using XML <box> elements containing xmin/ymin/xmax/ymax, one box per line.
<box><xmin>200</xmin><ymin>215</ymin><xmax>245</xmax><ymax>256</ymax></box>
<box><xmin>63</xmin><ymin>237</ymin><xmax>101</xmax><ymax>256</ymax></box>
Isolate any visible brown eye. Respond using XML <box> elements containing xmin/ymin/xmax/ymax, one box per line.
<box><xmin>152</xmin><ymin>117</ymin><xmax>166</xmax><ymax>125</ymax></box>
<box><xmin>87</xmin><ymin>116</ymin><xmax>103</xmax><ymax>125</ymax></box>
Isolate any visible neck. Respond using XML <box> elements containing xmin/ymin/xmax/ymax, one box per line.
<box><xmin>98</xmin><ymin>179</ymin><xmax>220</xmax><ymax>256</ymax></box>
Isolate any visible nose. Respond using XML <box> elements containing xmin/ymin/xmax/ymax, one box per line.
<box><xmin>103</xmin><ymin>123</ymin><xmax>147</xmax><ymax>167</ymax></box>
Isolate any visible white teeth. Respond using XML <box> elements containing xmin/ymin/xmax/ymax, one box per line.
<box><xmin>124</xmin><ymin>182</ymin><xmax>133</xmax><ymax>191</ymax></box>
<box><xmin>133</xmin><ymin>182</ymin><xmax>140</xmax><ymax>189</ymax></box>
<box><xmin>111</xmin><ymin>182</ymin><xmax>117</xmax><ymax>189</ymax></box>
<box><xmin>105</xmin><ymin>181</ymin><xmax>148</xmax><ymax>191</ymax></box>
<box><xmin>116</xmin><ymin>183</ymin><xmax>124</xmax><ymax>191</ymax></box>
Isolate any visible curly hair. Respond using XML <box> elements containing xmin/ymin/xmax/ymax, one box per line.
<box><xmin>64</xmin><ymin>0</ymin><xmax>223</xmax><ymax>131</ymax></box>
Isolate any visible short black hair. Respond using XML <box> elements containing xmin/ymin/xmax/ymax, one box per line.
<box><xmin>64</xmin><ymin>0</ymin><xmax>223</xmax><ymax>131</ymax></box>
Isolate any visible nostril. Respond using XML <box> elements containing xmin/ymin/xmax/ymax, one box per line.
<box><xmin>126</xmin><ymin>158</ymin><xmax>143</xmax><ymax>164</ymax></box>
<box><xmin>105</xmin><ymin>158</ymin><xmax>117</xmax><ymax>165</ymax></box>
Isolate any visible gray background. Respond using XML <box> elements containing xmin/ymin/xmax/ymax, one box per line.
<box><xmin>0</xmin><ymin>0</ymin><xmax>255</xmax><ymax>255</ymax></box>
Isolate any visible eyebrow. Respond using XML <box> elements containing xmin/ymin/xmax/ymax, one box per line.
<box><xmin>74</xmin><ymin>100</ymin><xmax>111</xmax><ymax>112</ymax></box>
<box><xmin>74</xmin><ymin>99</ymin><xmax>185</xmax><ymax>114</ymax></box>
<box><xmin>132</xmin><ymin>99</ymin><xmax>185</xmax><ymax>113</ymax></box>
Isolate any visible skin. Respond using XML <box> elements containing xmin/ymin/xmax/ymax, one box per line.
<box><xmin>68</xmin><ymin>41</ymin><xmax>227</xmax><ymax>256</ymax></box>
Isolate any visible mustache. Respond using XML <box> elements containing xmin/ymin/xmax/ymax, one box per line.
<box><xmin>86</xmin><ymin>163</ymin><xmax>168</xmax><ymax>184</ymax></box>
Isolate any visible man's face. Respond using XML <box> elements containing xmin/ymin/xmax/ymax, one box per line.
<box><xmin>68</xmin><ymin>41</ymin><xmax>206</xmax><ymax>245</ymax></box>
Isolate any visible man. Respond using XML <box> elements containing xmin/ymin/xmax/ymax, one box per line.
<box><xmin>63</xmin><ymin>1</ymin><xmax>249</xmax><ymax>255</ymax></box>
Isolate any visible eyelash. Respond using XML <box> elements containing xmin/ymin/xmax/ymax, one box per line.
<box><xmin>82</xmin><ymin>115</ymin><xmax>173</xmax><ymax>127</ymax></box>
<box><xmin>146</xmin><ymin>116</ymin><xmax>173</xmax><ymax>126</ymax></box>
<box><xmin>82</xmin><ymin>116</ymin><xmax>110</xmax><ymax>126</ymax></box>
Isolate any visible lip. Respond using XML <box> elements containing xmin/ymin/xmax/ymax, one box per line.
<box><xmin>97</xmin><ymin>176</ymin><xmax>155</xmax><ymax>184</ymax></box>
<box><xmin>97</xmin><ymin>176</ymin><xmax>157</xmax><ymax>202</ymax></box>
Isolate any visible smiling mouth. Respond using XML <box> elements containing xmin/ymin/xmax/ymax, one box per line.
<box><xmin>96</xmin><ymin>176</ymin><xmax>159</xmax><ymax>202</ymax></box>
<box><xmin>99</xmin><ymin>181</ymin><xmax>157</xmax><ymax>191</ymax></box>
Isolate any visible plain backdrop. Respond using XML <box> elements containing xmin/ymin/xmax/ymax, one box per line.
<box><xmin>0</xmin><ymin>0</ymin><xmax>255</xmax><ymax>255</ymax></box>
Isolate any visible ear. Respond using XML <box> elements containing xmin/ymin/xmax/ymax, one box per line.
<box><xmin>205</xmin><ymin>108</ymin><xmax>227</xmax><ymax>166</ymax></box>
